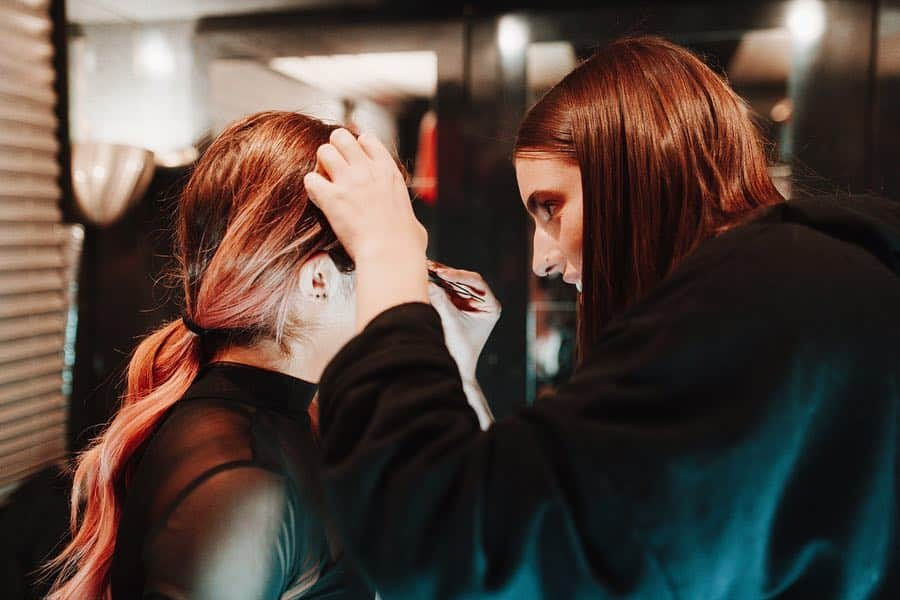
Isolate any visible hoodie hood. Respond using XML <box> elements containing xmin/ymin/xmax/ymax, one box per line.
<box><xmin>762</xmin><ymin>194</ymin><xmax>900</xmax><ymax>278</ymax></box>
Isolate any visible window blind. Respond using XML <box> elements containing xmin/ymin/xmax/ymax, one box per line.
<box><xmin>0</xmin><ymin>0</ymin><xmax>81</xmax><ymax>504</ymax></box>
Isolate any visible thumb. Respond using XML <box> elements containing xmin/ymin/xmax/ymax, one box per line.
<box><xmin>428</xmin><ymin>282</ymin><xmax>451</xmax><ymax>308</ymax></box>
<box><xmin>429</xmin><ymin>282</ymin><xmax>463</xmax><ymax>319</ymax></box>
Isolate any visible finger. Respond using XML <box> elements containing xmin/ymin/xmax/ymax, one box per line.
<box><xmin>357</xmin><ymin>133</ymin><xmax>396</xmax><ymax>165</ymax></box>
<box><xmin>329</xmin><ymin>128</ymin><xmax>370</xmax><ymax>166</ymax></box>
<box><xmin>428</xmin><ymin>282</ymin><xmax>454</xmax><ymax>310</ymax></box>
<box><xmin>303</xmin><ymin>172</ymin><xmax>333</xmax><ymax>208</ymax></box>
<box><xmin>316</xmin><ymin>144</ymin><xmax>349</xmax><ymax>180</ymax></box>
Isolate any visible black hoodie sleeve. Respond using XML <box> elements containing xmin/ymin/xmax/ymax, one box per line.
<box><xmin>317</xmin><ymin>210</ymin><xmax>900</xmax><ymax>599</ymax></box>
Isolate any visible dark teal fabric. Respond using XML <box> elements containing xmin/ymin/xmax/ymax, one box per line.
<box><xmin>317</xmin><ymin>196</ymin><xmax>900</xmax><ymax>599</ymax></box>
<box><xmin>111</xmin><ymin>363</ymin><xmax>373</xmax><ymax>600</ymax></box>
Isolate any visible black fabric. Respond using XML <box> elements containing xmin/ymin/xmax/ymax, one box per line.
<box><xmin>0</xmin><ymin>465</ymin><xmax>72</xmax><ymax>599</ymax></box>
<box><xmin>317</xmin><ymin>195</ymin><xmax>900</xmax><ymax>599</ymax></box>
<box><xmin>110</xmin><ymin>362</ymin><xmax>373</xmax><ymax>600</ymax></box>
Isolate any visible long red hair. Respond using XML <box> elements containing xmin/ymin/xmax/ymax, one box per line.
<box><xmin>46</xmin><ymin>111</ymin><xmax>348</xmax><ymax>599</ymax></box>
<box><xmin>515</xmin><ymin>36</ymin><xmax>784</xmax><ymax>358</ymax></box>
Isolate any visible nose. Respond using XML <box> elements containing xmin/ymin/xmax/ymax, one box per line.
<box><xmin>532</xmin><ymin>228</ymin><xmax>565</xmax><ymax>277</ymax></box>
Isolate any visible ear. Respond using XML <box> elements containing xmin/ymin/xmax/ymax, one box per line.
<box><xmin>298</xmin><ymin>252</ymin><xmax>339</xmax><ymax>300</ymax></box>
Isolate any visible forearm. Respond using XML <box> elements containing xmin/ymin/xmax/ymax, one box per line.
<box><xmin>317</xmin><ymin>303</ymin><xmax>651</xmax><ymax>598</ymax></box>
<box><xmin>318</xmin><ymin>304</ymin><xmax>484</xmax><ymax>595</ymax></box>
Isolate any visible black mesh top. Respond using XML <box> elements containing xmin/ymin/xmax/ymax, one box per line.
<box><xmin>109</xmin><ymin>362</ymin><xmax>373</xmax><ymax>600</ymax></box>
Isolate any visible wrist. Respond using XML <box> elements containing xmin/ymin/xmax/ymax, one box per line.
<box><xmin>353</xmin><ymin>251</ymin><xmax>428</xmax><ymax>332</ymax></box>
<box><xmin>353</xmin><ymin>240</ymin><xmax>425</xmax><ymax>266</ymax></box>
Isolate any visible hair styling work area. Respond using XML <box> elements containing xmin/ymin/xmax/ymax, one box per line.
<box><xmin>0</xmin><ymin>1</ymin><xmax>899</xmax><ymax>598</ymax></box>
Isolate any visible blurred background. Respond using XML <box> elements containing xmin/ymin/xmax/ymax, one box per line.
<box><xmin>0</xmin><ymin>0</ymin><xmax>897</xmax><ymax>596</ymax></box>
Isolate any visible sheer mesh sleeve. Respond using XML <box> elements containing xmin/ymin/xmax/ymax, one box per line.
<box><xmin>113</xmin><ymin>398</ymin><xmax>322</xmax><ymax>599</ymax></box>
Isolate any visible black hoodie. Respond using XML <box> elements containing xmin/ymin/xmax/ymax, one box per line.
<box><xmin>317</xmin><ymin>195</ymin><xmax>900</xmax><ymax>599</ymax></box>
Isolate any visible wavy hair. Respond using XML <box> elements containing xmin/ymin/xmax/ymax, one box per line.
<box><xmin>45</xmin><ymin>111</ymin><xmax>350</xmax><ymax>599</ymax></box>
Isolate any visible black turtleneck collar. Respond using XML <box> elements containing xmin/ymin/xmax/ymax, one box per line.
<box><xmin>183</xmin><ymin>361</ymin><xmax>317</xmax><ymax>419</ymax></box>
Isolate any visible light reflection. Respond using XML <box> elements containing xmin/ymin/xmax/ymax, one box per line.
<box><xmin>787</xmin><ymin>0</ymin><xmax>826</xmax><ymax>45</ymax></box>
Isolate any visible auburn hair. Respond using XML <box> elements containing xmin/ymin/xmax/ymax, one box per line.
<box><xmin>515</xmin><ymin>36</ymin><xmax>784</xmax><ymax>359</ymax></box>
<box><xmin>46</xmin><ymin>111</ymin><xmax>349</xmax><ymax>599</ymax></box>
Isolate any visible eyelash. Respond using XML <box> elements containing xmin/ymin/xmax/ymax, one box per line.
<box><xmin>540</xmin><ymin>201</ymin><xmax>558</xmax><ymax>220</ymax></box>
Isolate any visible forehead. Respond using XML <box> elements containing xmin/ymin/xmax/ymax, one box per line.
<box><xmin>514</xmin><ymin>156</ymin><xmax>581</xmax><ymax>199</ymax></box>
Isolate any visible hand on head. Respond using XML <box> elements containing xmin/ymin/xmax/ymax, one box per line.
<box><xmin>304</xmin><ymin>129</ymin><xmax>427</xmax><ymax>264</ymax></box>
<box><xmin>304</xmin><ymin>129</ymin><xmax>430</xmax><ymax>330</ymax></box>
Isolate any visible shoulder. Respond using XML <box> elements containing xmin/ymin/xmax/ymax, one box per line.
<box><xmin>128</xmin><ymin>398</ymin><xmax>260</xmax><ymax>521</ymax></box>
<box><xmin>576</xmin><ymin>205</ymin><xmax>900</xmax><ymax>388</ymax></box>
<box><xmin>645</xmin><ymin>208</ymin><xmax>900</xmax><ymax>341</ymax></box>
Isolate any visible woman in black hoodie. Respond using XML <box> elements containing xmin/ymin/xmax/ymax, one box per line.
<box><xmin>304</xmin><ymin>37</ymin><xmax>900</xmax><ymax>599</ymax></box>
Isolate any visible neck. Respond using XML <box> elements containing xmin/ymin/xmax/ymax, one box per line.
<box><xmin>214</xmin><ymin>336</ymin><xmax>330</xmax><ymax>384</ymax></box>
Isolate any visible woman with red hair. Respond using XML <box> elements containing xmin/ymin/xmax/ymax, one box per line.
<box><xmin>44</xmin><ymin>111</ymin><xmax>492</xmax><ymax>599</ymax></box>
<box><xmin>306</xmin><ymin>37</ymin><xmax>900</xmax><ymax>598</ymax></box>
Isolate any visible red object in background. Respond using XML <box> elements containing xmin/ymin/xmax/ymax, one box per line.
<box><xmin>413</xmin><ymin>110</ymin><xmax>437</xmax><ymax>205</ymax></box>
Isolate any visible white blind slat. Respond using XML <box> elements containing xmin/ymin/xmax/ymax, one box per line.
<box><xmin>0</xmin><ymin>355</ymin><xmax>65</xmax><ymax>386</ymax></box>
<box><xmin>0</xmin><ymin>443</ymin><xmax>64</xmax><ymax>488</ymax></box>
<box><xmin>0</xmin><ymin>270</ymin><xmax>64</xmax><ymax>293</ymax></box>
<box><xmin>0</xmin><ymin>408</ymin><xmax>65</xmax><ymax>444</ymax></box>
<box><xmin>0</xmin><ymin>202</ymin><xmax>62</xmax><ymax>222</ymax></box>
<box><xmin>0</xmin><ymin>374</ymin><xmax>63</xmax><ymax>405</ymax></box>
<box><xmin>0</xmin><ymin>315</ymin><xmax>66</xmax><ymax>342</ymax></box>
<box><xmin>0</xmin><ymin>3</ymin><xmax>50</xmax><ymax>35</ymax></box>
<box><xmin>0</xmin><ymin>149</ymin><xmax>60</xmax><ymax>177</ymax></box>
<box><xmin>0</xmin><ymin>334</ymin><xmax>63</xmax><ymax>363</ymax></box>
<box><xmin>0</xmin><ymin>53</ymin><xmax>54</xmax><ymax>86</ymax></box>
<box><xmin>0</xmin><ymin>293</ymin><xmax>66</xmax><ymax>319</ymax></box>
<box><xmin>0</xmin><ymin>248</ymin><xmax>66</xmax><ymax>271</ymax></box>
<box><xmin>0</xmin><ymin>101</ymin><xmax>56</xmax><ymax>129</ymax></box>
<box><xmin>8</xmin><ymin>0</ymin><xmax>52</xmax><ymax>13</ymax></box>
<box><xmin>0</xmin><ymin>392</ymin><xmax>63</xmax><ymax>422</ymax></box>
<box><xmin>0</xmin><ymin>423</ymin><xmax>64</xmax><ymax>459</ymax></box>
<box><xmin>0</xmin><ymin>224</ymin><xmax>71</xmax><ymax>246</ymax></box>
<box><xmin>0</xmin><ymin>174</ymin><xmax>60</xmax><ymax>199</ymax></box>
<box><xmin>0</xmin><ymin>438</ymin><xmax>65</xmax><ymax>486</ymax></box>
<box><xmin>0</xmin><ymin>0</ymin><xmax>73</xmax><ymax>505</ymax></box>
<box><xmin>0</xmin><ymin>23</ymin><xmax>53</xmax><ymax>62</ymax></box>
<box><xmin>0</xmin><ymin>126</ymin><xmax>59</xmax><ymax>152</ymax></box>
<box><xmin>0</xmin><ymin>81</ymin><xmax>56</xmax><ymax>111</ymax></box>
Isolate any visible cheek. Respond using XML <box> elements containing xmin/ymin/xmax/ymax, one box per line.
<box><xmin>561</xmin><ymin>213</ymin><xmax>583</xmax><ymax>269</ymax></box>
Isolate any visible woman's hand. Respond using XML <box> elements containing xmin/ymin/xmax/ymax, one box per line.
<box><xmin>304</xmin><ymin>129</ymin><xmax>429</xmax><ymax>330</ymax></box>
<box><xmin>304</xmin><ymin>129</ymin><xmax>426</xmax><ymax>263</ymax></box>
<box><xmin>426</xmin><ymin>261</ymin><xmax>502</xmax><ymax>383</ymax></box>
